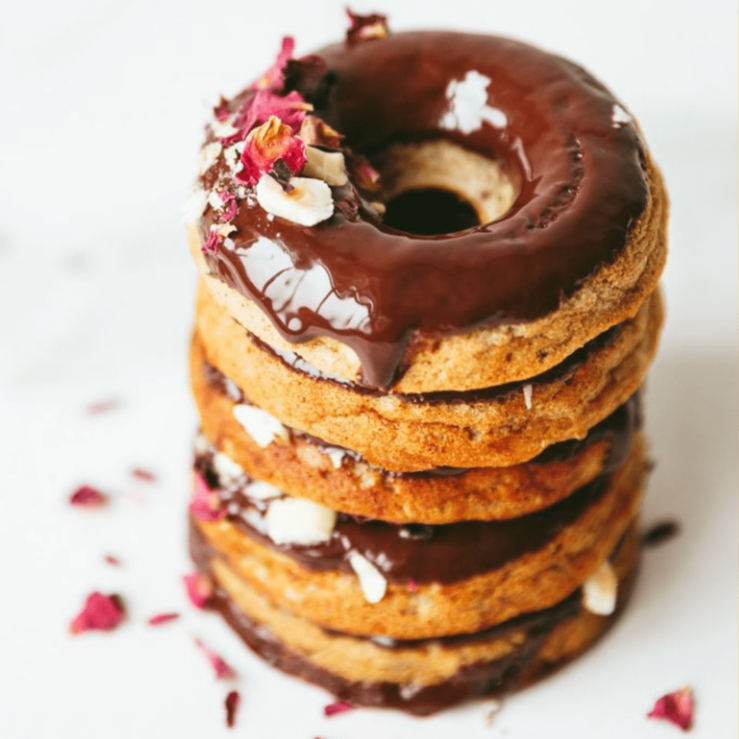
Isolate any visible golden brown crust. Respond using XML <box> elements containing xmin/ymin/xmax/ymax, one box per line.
<box><xmin>193</xmin><ymin>443</ymin><xmax>647</xmax><ymax>639</ymax></box>
<box><xmin>192</xmin><ymin>338</ymin><xmax>639</xmax><ymax>522</ymax></box>
<box><xmin>188</xmin><ymin>153</ymin><xmax>667</xmax><ymax>394</ymax></box>
<box><xmin>203</xmin><ymin>518</ymin><xmax>640</xmax><ymax>688</ymax></box>
<box><xmin>193</xmin><ymin>284</ymin><xmax>663</xmax><ymax>471</ymax></box>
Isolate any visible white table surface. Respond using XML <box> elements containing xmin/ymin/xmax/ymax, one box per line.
<box><xmin>1</xmin><ymin>1</ymin><xmax>737</xmax><ymax>737</ymax></box>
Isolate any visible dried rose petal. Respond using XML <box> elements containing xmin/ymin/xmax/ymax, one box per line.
<box><xmin>648</xmin><ymin>687</ymin><xmax>695</xmax><ymax>731</ymax></box>
<box><xmin>131</xmin><ymin>468</ymin><xmax>157</xmax><ymax>483</ymax></box>
<box><xmin>213</xmin><ymin>190</ymin><xmax>238</xmax><ymax>222</ymax></box>
<box><xmin>213</xmin><ymin>96</ymin><xmax>231</xmax><ymax>121</ymax></box>
<box><xmin>70</xmin><ymin>592</ymin><xmax>125</xmax><ymax>634</ymax></box>
<box><xmin>195</xmin><ymin>638</ymin><xmax>236</xmax><ymax>679</ymax></box>
<box><xmin>335</xmin><ymin>192</ymin><xmax>359</xmax><ymax>220</ymax></box>
<box><xmin>148</xmin><ymin>612</ymin><xmax>180</xmax><ymax>626</ymax></box>
<box><xmin>225</xmin><ymin>690</ymin><xmax>240</xmax><ymax>728</ymax></box>
<box><xmin>183</xmin><ymin>571</ymin><xmax>214</xmax><ymax>609</ymax></box>
<box><xmin>201</xmin><ymin>227</ymin><xmax>221</xmax><ymax>255</ymax></box>
<box><xmin>350</xmin><ymin>154</ymin><xmax>381</xmax><ymax>192</ymax></box>
<box><xmin>407</xmin><ymin>579</ymin><xmax>418</xmax><ymax>592</ymax></box>
<box><xmin>87</xmin><ymin>399</ymin><xmax>120</xmax><ymax>414</ymax></box>
<box><xmin>324</xmin><ymin>700</ymin><xmax>354</xmax><ymax>717</ymax></box>
<box><xmin>346</xmin><ymin>9</ymin><xmax>389</xmax><ymax>44</ymax></box>
<box><xmin>298</xmin><ymin>115</ymin><xmax>344</xmax><ymax>149</ymax></box>
<box><xmin>103</xmin><ymin>554</ymin><xmax>121</xmax><ymax>567</ymax></box>
<box><xmin>189</xmin><ymin>472</ymin><xmax>226</xmax><ymax>521</ymax></box>
<box><xmin>250</xmin><ymin>36</ymin><xmax>295</xmax><ymax>91</ymax></box>
<box><xmin>237</xmin><ymin>116</ymin><xmax>307</xmax><ymax>187</ymax></box>
<box><xmin>228</xmin><ymin>90</ymin><xmax>311</xmax><ymax>143</ymax></box>
<box><xmin>69</xmin><ymin>485</ymin><xmax>108</xmax><ymax>507</ymax></box>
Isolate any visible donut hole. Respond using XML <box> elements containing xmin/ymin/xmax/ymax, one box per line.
<box><xmin>374</xmin><ymin>139</ymin><xmax>518</xmax><ymax>236</ymax></box>
<box><xmin>382</xmin><ymin>188</ymin><xmax>480</xmax><ymax>236</ymax></box>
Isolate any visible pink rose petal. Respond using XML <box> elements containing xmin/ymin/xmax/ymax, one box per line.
<box><xmin>183</xmin><ymin>572</ymin><xmax>214</xmax><ymax>609</ymax></box>
<box><xmin>195</xmin><ymin>638</ymin><xmax>236</xmax><ymax>679</ymax></box>
<box><xmin>236</xmin><ymin>116</ymin><xmax>307</xmax><ymax>187</ymax></box>
<box><xmin>201</xmin><ymin>228</ymin><xmax>221</xmax><ymax>255</ymax></box>
<box><xmin>131</xmin><ymin>468</ymin><xmax>157</xmax><ymax>483</ymax></box>
<box><xmin>407</xmin><ymin>579</ymin><xmax>418</xmax><ymax>592</ymax></box>
<box><xmin>346</xmin><ymin>9</ymin><xmax>389</xmax><ymax>44</ymax></box>
<box><xmin>216</xmin><ymin>190</ymin><xmax>238</xmax><ymax>222</ymax></box>
<box><xmin>70</xmin><ymin>592</ymin><xmax>125</xmax><ymax>634</ymax></box>
<box><xmin>226</xmin><ymin>89</ymin><xmax>311</xmax><ymax>145</ymax></box>
<box><xmin>250</xmin><ymin>36</ymin><xmax>295</xmax><ymax>91</ymax></box>
<box><xmin>189</xmin><ymin>472</ymin><xmax>226</xmax><ymax>521</ymax></box>
<box><xmin>213</xmin><ymin>96</ymin><xmax>231</xmax><ymax>121</ymax></box>
<box><xmin>648</xmin><ymin>687</ymin><xmax>695</xmax><ymax>731</ymax></box>
<box><xmin>324</xmin><ymin>700</ymin><xmax>354</xmax><ymax>717</ymax></box>
<box><xmin>147</xmin><ymin>612</ymin><xmax>180</xmax><ymax>626</ymax></box>
<box><xmin>103</xmin><ymin>554</ymin><xmax>121</xmax><ymax>567</ymax></box>
<box><xmin>225</xmin><ymin>690</ymin><xmax>240</xmax><ymax>728</ymax></box>
<box><xmin>69</xmin><ymin>485</ymin><xmax>108</xmax><ymax>507</ymax></box>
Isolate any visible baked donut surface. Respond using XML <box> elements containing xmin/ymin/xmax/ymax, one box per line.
<box><xmin>193</xmin><ymin>283</ymin><xmax>663</xmax><ymax>470</ymax></box>
<box><xmin>192</xmin><ymin>30</ymin><xmax>668</xmax><ymax>392</ymax></box>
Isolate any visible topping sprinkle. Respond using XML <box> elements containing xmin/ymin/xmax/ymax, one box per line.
<box><xmin>251</xmin><ymin>36</ymin><xmax>295</xmax><ymax>92</ymax></box>
<box><xmin>255</xmin><ymin>175</ymin><xmax>334</xmax><ymax>226</ymax></box>
<box><xmin>648</xmin><ymin>687</ymin><xmax>695</xmax><ymax>731</ymax></box>
<box><xmin>582</xmin><ymin>559</ymin><xmax>618</xmax><ymax>615</ymax></box>
<box><xmin>195</xmin><ymin>638</ymin><xmax>236</xmax><ymax>679</ymax></box>
<box><xmin>265</xmin><ymin>497</ymin><xmax>337</xmax><ymax>545</ymax></box>
<box><xmin>183</xmin><ymin>572</ymin><xmax>214</xmax><ymax>609</ymax></box>
<box><xmin>69</xmin><ymin>485</ymin><xmax>108</xmax><ymax>507</ymax></box>
<box><xmin>225</xmin><ymin>690</ymin><xmax>240</xmax><ymax>728</ymax></box>
<box><xmin>147</xmin><ymin>613</ymin><xmax>180</xmax><ymax>627</ymax></box>
<box><xmin>70</xmin><ymin>592</ymin><xmax>125</xmax><ymax>634</ymax></box>
<box><xmin>349</xmin><ymin>551</ymin><xmax>388</xmax><ymax>604</ymax></box>
<box><xmin>189</xmin><ymin>472</ymin><xmax>226</xmax><ymax>522</ymax></box>
<box><xmin>324</xmin><ymin>700</ymin><xmax>355</xmax><ymax>717</ymax></box>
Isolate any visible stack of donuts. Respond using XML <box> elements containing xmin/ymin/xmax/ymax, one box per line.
<box><xmin>185</xmin><ymin>20</ymin><xmax>668</xmax><ymax>714</ymax></box>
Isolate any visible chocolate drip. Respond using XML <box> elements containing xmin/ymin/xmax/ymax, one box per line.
<box><xmin>188</xmin><ymin>522</ymin><xmax>635</xmax><ymax>715</ymax></box>
<box><xmin>196</xmin><ymin>449</ymin><xmax>619</xmax><ymax>585</ymax></box>
<box><xmin>203</xmin><ymin>31</ymin><xmax>648</xmax><ymax>389</ymax></box>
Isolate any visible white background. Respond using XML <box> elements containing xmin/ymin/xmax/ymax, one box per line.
<box><xmin>0</xmin><ymin>1</ymin><xmax>736</xmax><ymax>737</ymax></box>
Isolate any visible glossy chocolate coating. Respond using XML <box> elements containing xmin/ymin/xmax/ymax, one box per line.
<box><xmin>189</xmin><ymin>522</ymin><xmax>635</xmax><ymax>715</ymax></box>
<box><xmin>204</xmin><ymin>31</ymin><xmax>648</xmax><ymax>388</ymax></box>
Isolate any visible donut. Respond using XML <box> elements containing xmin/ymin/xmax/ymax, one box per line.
<box><xmin>183</xmin><ymin>15</ymin><xmax>668</xmax><ymax>714</ymax></box>
<box><xmin>189</xmin><ymin>30</ymin><xmax>668</xmax><ymax>394</ymax></box>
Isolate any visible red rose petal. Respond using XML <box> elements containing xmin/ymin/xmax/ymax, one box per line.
<box><xmin>227</xmin><ymin>90</ymin><xmax>311</xmax><ymax>145</ymax></box>
<box><xmin>214</xmin><ymin>96</ymin><xmax>231</xmax><ymax>122</ymax></box>
<box><xmin>225</xmin><ymin>690</ymin><xmax>240</xmax><ymax>728</ymax></box>
<box><xmin>183</xmin><ymin>572</ymin><xmax>214</xmax><ymax>609</ymax></box>
<box><xmin>216</xmin><ymin>190</ymin><xmax>238</xmax><ymax>222</ymax></box>
<box><xmin>236</xmin><ymin>116</ymin><xmax>307</xmax><ymax>187</ymax></box>
<box><xmin>346</xmin><ymin>9</ymin><xmax>389</xmax><ymax>44</ymax></box>
<box><xmin>103</xmin><ymin>555</ymin><xmax>121</xmax><ymax>567</ymax></box>
<box><xmin>324</xmin><ymin>700</ymin><xmax>354</xmax><ymax>717</ymax></box>
<box><xmin>648</xmin><ymin>687</ymin><xmax>695</xmax><ymax>731</ymax></box>
<box><xmin>201</xmin><ymin>228</ymin><xmax>222</xmax><ymax>255</ymax></box>
<box><xmin>195</xmin><ymin>638</ymin><xmax>236</xmax><ymax>679</ymax></box>
<box><xmin>147</xmin><ymin>612</ymin><xmax>180</xmax><ymax>626</ymax></box>
<box><xmin>407</xmin><ymin>579</ymin><xmax>418</xmax><ymax>592</ymax></box>
<box><xmin>189</xmin><ymin>472</ymin><xmax>226</xmax><ymax>522</ymax></box>
<box><xmin>131</xmin><ymin>468</ymin><xmax>157</xmax><ymax>483</ymax></box>
<box><xmin>70</xmin><ymin>592</ymin><xmax>125</xmax><ymax>634</ymax></box>
<box><xmin>250</xmin><ymin>36</ymin><xmax>295</xmax><ymax>92</ymax></box>
<box><xmin>69</xmin><ymin>485</ymin><xmax>108</xmax><ymax>507</ymax></box>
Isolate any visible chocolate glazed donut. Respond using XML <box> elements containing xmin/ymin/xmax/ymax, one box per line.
<box><xmin>204</xmin><ymin>31</ymin><xmax>660</xmax><ymax>390</ymax></box>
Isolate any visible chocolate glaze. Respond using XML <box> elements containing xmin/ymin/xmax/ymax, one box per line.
<box><xmin>189</xmin><ymin>522</ymin><xmax>635</xmax><ymax>714</ymax></box>
<box><xmin>202</xmin><ymin>31</ymin><xmax>648</xmax><ymax>389</ymax></box>
<box><xmin>196</xmin><ymin>448</ymin><xmax>621</xmax><ymax>584</ymax></box>
<box><xmin>202</xmin><ymin>352</ymin><xmax>641</xmax><ymax>477</ymax></box>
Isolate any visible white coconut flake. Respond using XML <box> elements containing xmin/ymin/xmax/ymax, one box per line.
<box><xmin>303</xmin><ymin>146</ymin><xmax>348</xmax><ymax>186</ymax></box>
<box><xmin>212</xmin><ymin>451</ymin><xmax>245</xmax><ymax>485</ymax></box>
<box><xmin>349</xmin><ymin>551</ymin><xmax>387</xmax><ymax>604</ymax></box>
<box><xmin>199</xmin><ymin>141</ymin><xmax>223</xmax><ymax>175</ymax></box>
<box><xmin>582</xmin><ymin>560</ymin><xmax>618</xmax><ymax>615</ymax></box>
<box><xmin>182</xmin><ymin>188</ymin><xmax>208</xmax><ymax>224</ymax></box>
<box><xmin>225</xmin><ymin>142</ymin><xmax>246</xmax><ymax>173</ymax></box>
<box><xmin>612</xmin><ymin>104</ymin><xmax>633</xmax><ymax>127</ymax></box>
<box><xmin>255</xmin><ymin>175</ymin><xmax>334</xmax><ymax>226</ymax></box>
<box><xmin>233</xmin><ymin>404</ymin><xmax>289</xmax><ymax>448</ymax></box>
<box><xmin>265</xmin><ymin>497</ymin><xmax>337</xmax><ymax>545</ymax></box>
<box><xmin>440</xmin><ymin>70</ymin><xmax>508</xmax><ymax>134</ymax></box>
<box><xmin>215</xmin><ymin>223</ymin><xmax>237</xmax><ymax>238</ymax></box>
<box><xmin>523</xmin><ymin>383</ymin><xmax>533</xmax><ymax>411</ymax></box>
<box><xmin>207</xmin><ymin>190</ymin><xmax>225</xmax><ymax>209</ymax></box>
<box><xmin>245</xmin><ymin>480</ymin><xmax>283</xmax><ymax>500</ymax></box>
<box><xmin>194</xmin><ymin>432</ymin><xmax>211</xmax><ymax>455</ymax></box>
